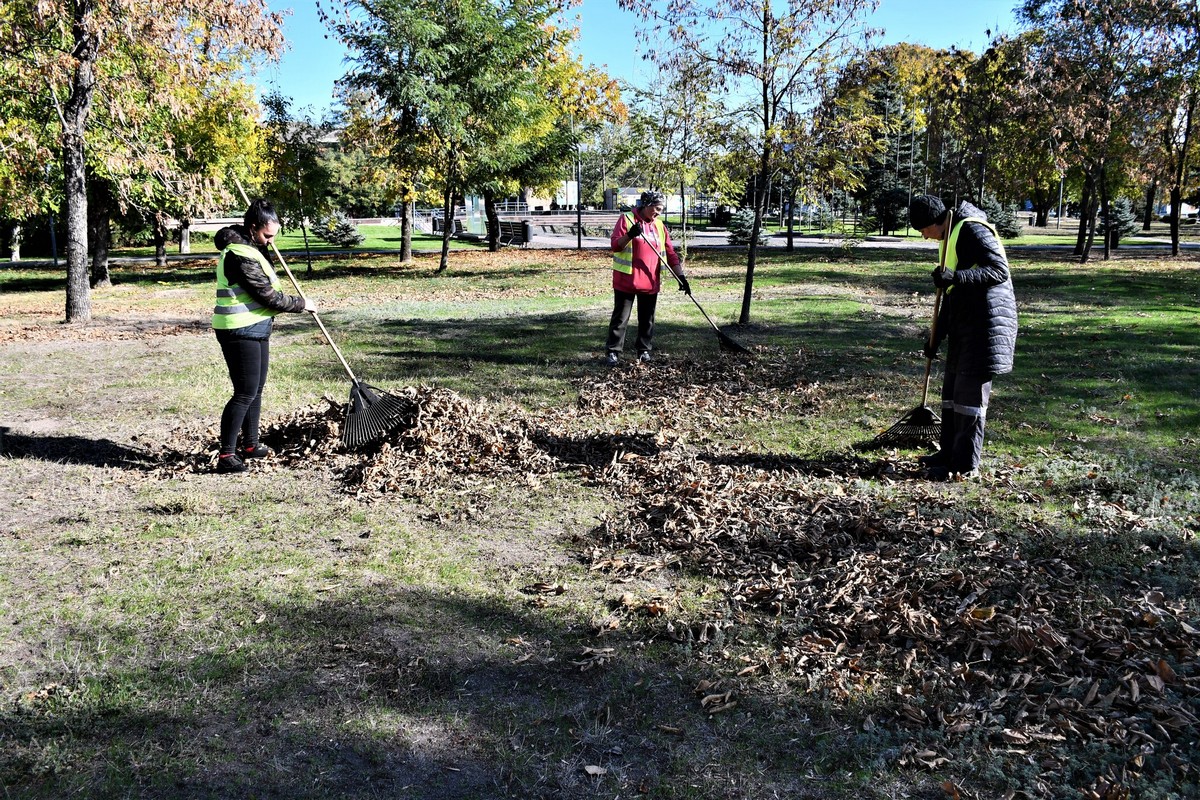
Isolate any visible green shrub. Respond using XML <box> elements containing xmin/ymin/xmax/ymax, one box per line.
<box><xmin>726</xmin><ymin>208</ymin><xmax>768</xmax><ymax>246</ymax></box>
<box><xmin>311</xmin><ymin>210</ymin><xmax>365</xmax><ymax>247</ymax></box>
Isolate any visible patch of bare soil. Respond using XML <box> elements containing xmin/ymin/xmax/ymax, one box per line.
<box><xmin>0</xmin><ymin>316</ymin><xmax>209</xmax><ymax>343</ymax></box>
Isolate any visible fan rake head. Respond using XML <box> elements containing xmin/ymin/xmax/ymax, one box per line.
<box><xmin>341</xmin><ymin>382</ymin><xmax>415</xmax><ymax>450</ymax></box>
<box><xmin>858</xmin><ymin>405</ymin><xmax>941</xmax><ymax>451</ymax></box>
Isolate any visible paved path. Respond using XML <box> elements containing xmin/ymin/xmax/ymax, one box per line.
<box><xmin>8</xmin><ymin>230</ymin><xmax>1196</xmax><ymax>268</ymax></box>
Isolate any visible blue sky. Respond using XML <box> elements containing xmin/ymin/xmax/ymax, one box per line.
<box><xmin>258</xmin><ymin>0</ymin><xmax>1021</xmax><ymax>117</ymax></box>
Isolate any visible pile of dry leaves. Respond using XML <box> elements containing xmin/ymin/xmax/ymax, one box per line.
<box><xmin>159</xmin><ymin>385</ymin><xmax>559</xmax><ymax>499</ymax></box>
<box><xmin>590</xmin><ymin>441</ymin><xmax>1198</xmax><ymax>797</ymax></box>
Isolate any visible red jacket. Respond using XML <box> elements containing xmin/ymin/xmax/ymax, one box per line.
<box><xmin>610</xmin><ymin>211</ymin><xmax>680</xmax><ymax>294</ymax></box>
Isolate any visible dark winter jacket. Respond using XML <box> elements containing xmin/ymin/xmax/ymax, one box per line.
<box><xmin>214</xmin><ymin>225</ymin><xmax>306</xmax><ymax>316</ymax></box>
<box><xmin>932</xmin><ymin>201</ymin><xmax>1018</xmax><ymax>376</ymax></box>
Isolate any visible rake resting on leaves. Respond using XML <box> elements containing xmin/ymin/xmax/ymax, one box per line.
<box><xmin>234</xmin><ymin>179</ymin><xmax>412</xmax><ymax>449</ymax></box>
<box><xmin>636</xmin><ymin>231</ymin><xmax>753</xmax><ymax>356</ymax></box>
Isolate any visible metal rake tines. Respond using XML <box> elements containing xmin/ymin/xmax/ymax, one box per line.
<box><xmin>859</xmin><ymin>406</ymin><xmax>941</xmax><ymax>450</ymax></box>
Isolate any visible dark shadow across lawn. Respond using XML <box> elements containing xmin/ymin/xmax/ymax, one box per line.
<box><xmin>0</xmin><ymin>588</ymin><xmax>856</xmax><ymax>800</ymax></box>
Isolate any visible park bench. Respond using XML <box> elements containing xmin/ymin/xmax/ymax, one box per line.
<box><xmin>497</xmin><ymin>220</ymin><xmax>532</xmax><ymax>246</ymax></box>
<box><xmin>432</xmin><ymin>217</ymin><xmax>465</xmax><ymax>235</ymax></box>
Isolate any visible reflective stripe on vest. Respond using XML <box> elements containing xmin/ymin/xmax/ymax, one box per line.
<box><xmin>213</xmin><ymin>242</ymin><xmax>285</xmax><ymax>330</ymax></box>
<box><xmin>939</xmin><ymin>217</ymin><xmax>1005</xmax><ymax>294</ymax></box>
<box><xmin>612</xmin><ymin>212</ymin><xmax>667</xmax><ymax>274</ymax></box>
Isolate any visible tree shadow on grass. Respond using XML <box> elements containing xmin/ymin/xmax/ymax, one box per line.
<box><xmin>0</xmin><ymin>588</ymin><xmax>853</xmax><ymax>800</ymax></box>
<box><xmin>0</xmin><ymin>429</ymin><xmax>155</xmax><ymax>470</ymax></box>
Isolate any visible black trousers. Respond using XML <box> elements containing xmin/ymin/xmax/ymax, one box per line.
<box><xmin>606</xmin><ymin>290</ymin><xmax>658</xmax><ymax>355</ymax></box>
<box><xmin>939</xmin><ymin>369</ymin><xmax>993</xmax><ymax>472</ymax></box>
<box><xmin>216</xmin><ymin>335</ymin><xmax>270</xmax><ymax>454</ymax></box>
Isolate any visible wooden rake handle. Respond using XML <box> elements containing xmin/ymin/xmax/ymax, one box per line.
<box><xmin>920</xmin><ymin>209</ymin><xmax>952</xmax><ymax>407</ymax></box>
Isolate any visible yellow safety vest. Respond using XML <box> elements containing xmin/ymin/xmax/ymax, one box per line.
<box><xmin>212</xmin><ymin>242</ymin><xmax>285</xmax><ymax>330</ymax></box>
<box><xmin>612</xmin><ymin>212</ymin><xmax>668</xmax><ymax>274</ymax></box>
<box><xmin>940</xmin><ymin>217</ymin><xmax>1006</xmax><ymax>293</ymax></box>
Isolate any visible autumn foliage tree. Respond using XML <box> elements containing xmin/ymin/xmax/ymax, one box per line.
<box><xmin>0</xmin><ymin>0</ymin><xmax>285</xmax><ymax>321</ymax></box>
<box><xmin>618</xmin><ymin>0</ymin><xmax>878</xmax><ymax>323</ymax></box>
<box><xmin>1018</xmin><ymin>0</ymin><xmax>1173</xmax><ymax>262</ymax></box>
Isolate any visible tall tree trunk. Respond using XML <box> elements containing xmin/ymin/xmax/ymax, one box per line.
<box><xmin>1079</xmin><ymin>181</ymin><xmax>1098</xmax><ymax>264</ymax></box>
<box><xmin>1170</xmin><ymin>185</ymin><xmax>1182</xmax><ymax>256</ymax></box>
<box><xmin>1142</xmin><ymin>181</ymin><xmax>1156</xmax><ymax>231</ymax></box>
<box><xmin>1168</xmin><ymin>96</ymin><xmax>1195</xmax><ymax>257</ymax></box>
<box><xmin>740</xmin><ymin>139</ymin><xmax>772</xmax><ymax>325</ymax></box>
<box><xmin>153</xmin><ymin>210</ymin><xmax>168</xmax><ymax>268</ymax></box>
<box><xmin>179</xmin><ymin>218</ymin><xmax>191</xmax><ymax>254</ymax></box>
<box><xmin>8</xmin><ymin>222</ymin><xmax>21</xmax><ymax>262</ymax></box>
<box><xmin>1074</xmin><ymin>179</ymin><xmax>1092</xmax><ymax>256</ymax></box>
<box><xmin>1099</xmin><ymin>170</ymin><xmax>1111</xmax><ymax>261</ymax></box>
<box><xmin>400</xmin><ymin>199</ymin><xmax>413</xmax><ymax>264</ymax></box>
<box><xmin>62</xmin><ymin>0</ymin><xmax>98</xmax><ymax>323</ymax></box>
<box><xmin>484</xmin><ymin>189</ymin><xmax>500</xmax><ymax>252</ymax></box>
<box><xmin>87</xmin><ymin>180</ymin><xmax>111</xmax><ymax>288</ymax></box>
<box><xmin>1031</xmin><ymin>184</ymin><xmax>1054</xmax><ymax>227</ymax></box>
<box><xmin>437</xmin><ymin>184</ymin><xmax>452</xmax><ymax>274</ymax></box>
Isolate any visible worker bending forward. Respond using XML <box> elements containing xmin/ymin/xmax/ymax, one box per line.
<box><xmin>909</xmin><ymin>194</ymin><xmax>1018</xmax><ymax>480</ymax></box>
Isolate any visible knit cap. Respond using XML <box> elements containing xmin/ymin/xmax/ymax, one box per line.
<box><xmin>909</xmin><ymin>194</ymin><xmax>947</xmax><ymax>229</ymax></box>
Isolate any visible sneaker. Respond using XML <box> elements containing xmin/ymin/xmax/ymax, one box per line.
<box><xmin>605</xmin><ymin>352</ymin><xmax>620</xmax><ymax>367</ymax></box>
<box><xmin>216</xmin><ymin>453</ymin><xmax>247</xmax><ymax>474</ymax></box>
<box><xmin>241</xmin><ymin>443</ymin><xmax>274</xmax><ymax>459</ymax></box>
<box><xmin>638</xmin><ymin>351</ymin><xmax>651</xmax><ymax>363</ymax></box>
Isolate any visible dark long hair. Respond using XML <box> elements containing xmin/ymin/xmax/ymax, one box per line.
<box><xmin>243</xmin><ymin>199</ymin><xmax>280</xmax><ymax>230</ymax></box>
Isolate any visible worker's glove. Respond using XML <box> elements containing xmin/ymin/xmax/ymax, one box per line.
<box><xmin>930</xmin><ymin>267</ymin><xmax>954</xmax><ymax>289</ymax></box>
<box><xmin>628</xmin><ymin>221</ymin><xmax>644</xmax><ymax>240</ymax></box>
<box><xmin>922</xmin><ymin>338</ymin><xmax>940</xmax><ymax>361</ymax></box>
<box><xmin>677</xmin><ymin>274</ymin><xmax>692</xmax><ymax>295</ymax></box>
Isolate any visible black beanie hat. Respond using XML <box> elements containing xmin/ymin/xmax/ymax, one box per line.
<box><xmin>909</xmin><ymin>194</ymin><xmax>947</xmax><ymax>229</ymax></box>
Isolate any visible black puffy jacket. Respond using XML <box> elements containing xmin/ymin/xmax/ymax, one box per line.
<box><xmin>932</xmin><ymin>201</ymin><xmax>1018</xmax><ymax>376</ymax></box>
<box><xmin>214</xmin><ymin>225</ymin><xmax>306</xmax><ymax>315</ymax></box>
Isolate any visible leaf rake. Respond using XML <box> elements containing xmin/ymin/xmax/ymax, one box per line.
<box><xmin>860</xmin><ymin>212</ymin><xmax>953</xmax><ymax>451</ymax></box>
<box><xmin>637</xmin><ymin>230</ymin><xmax>753</xmax><ymax>356</ymax></box>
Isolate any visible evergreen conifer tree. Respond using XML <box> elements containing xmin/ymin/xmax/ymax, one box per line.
<box><xmin>727</xmin><ymin>208</ymin><xmax>768</xmax><ymax>246</ymax></box>
<box><xmin>312</xmin><ymin>211</ymin><xmax>366</xmax><ymax>247</ymax></box>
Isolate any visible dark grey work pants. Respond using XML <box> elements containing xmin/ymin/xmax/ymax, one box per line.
<box><xmin>606</xmin><ymin>290</ymin><xmax>658</xmax><ymax>355</ymax></box>
<box><xmin>939</xmin><ymin>370</ymin><xmax>993</xmax><ymax>473</ymax></box>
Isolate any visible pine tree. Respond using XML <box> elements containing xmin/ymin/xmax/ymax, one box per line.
<box><xmin>727</xmin><ymin>208</ymin><xmax>768</xmax><ymax>246</ymax></box>
<box><xmin>980</xmin><ymin>195</ymin><xmax>1022</xmax><ymax>239</ymax></box>
<box><xmin>312</xmin><ymin>211</ymin><xmax>365</xmax><ymax>247</ymax></box>
<box><xmin>1098</xmin><ymin>196</ymin><xmax>1139</xmax><ymax>248</ymax></box>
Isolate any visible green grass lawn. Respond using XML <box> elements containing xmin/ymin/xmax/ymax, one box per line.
<box><xmin>1</xmin><ymin>246</ymin><xmax>1198</xmax><ymax>799</ymax></box>
<box><xmin>107</xmin><ymin>224</ymin><xmax>475</xmax><ymax>258</ymax></box>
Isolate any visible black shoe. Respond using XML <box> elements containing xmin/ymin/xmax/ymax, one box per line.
<box><xmin>605</xmin><ymin>351</ymin><xmax>620</xmax><ymax>367</ymax></box>
<box><xmin>241</xmin><ymin>443</ymin><xmax>274</xmax><ymax>459</ymax></box>
<box><xmin>638</xmin><ymin>351</ymin><xmax>651</xmax><ymax>363</ymax></box>
<box><xmin>217</xmin><ymin>453</ymin><xmax>247</xmax><ymax>474</ymax></box>
<box><xmin>928</xmin><ymin>465</ymin><xmax>979</xmax><ymax>482</ymax></box>
<box><xmin>917</xmin><ymin>450</ymin><xmax>947</xmax><ymax>467</ymax></box>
